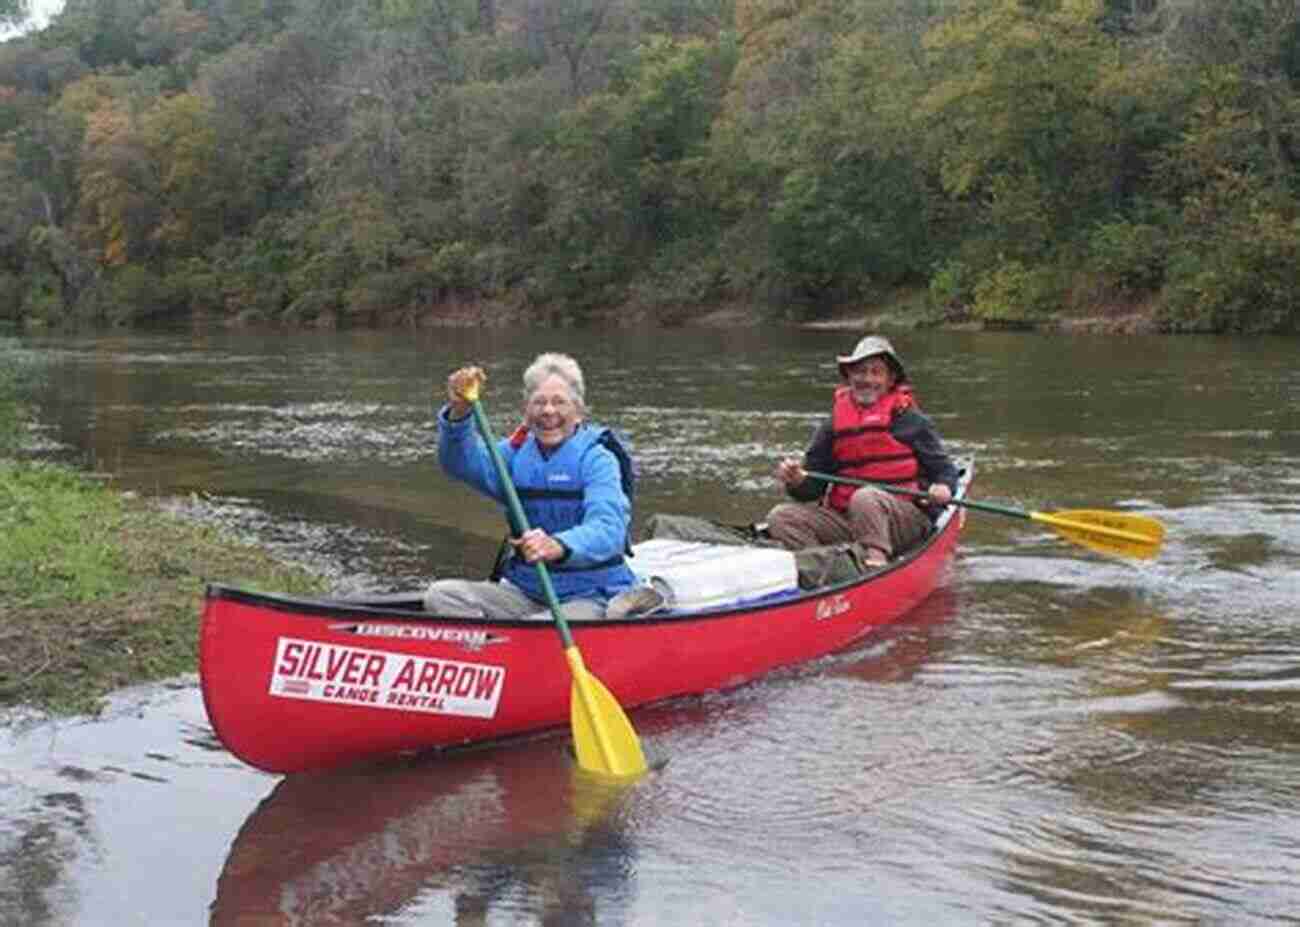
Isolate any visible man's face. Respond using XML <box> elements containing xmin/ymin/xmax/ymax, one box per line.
<box><xmin>524</xmin><ymin>374</ymin><xmax>582</xmax><ymax>448</ymax></box>
<box><xmin>844</xmin><ymin>356</ymin><xmax>897</xmax><ymax>406</ymax></box>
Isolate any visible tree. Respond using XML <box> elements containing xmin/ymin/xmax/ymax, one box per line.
<box><xmin>197</xmin><ymin>31</ymin><xmax>347</xmax><ymax>224</ymax></box>
<box><xmin>77</xmin><ymin>98</ymin><xmax>152</xmax><ymax>265</ymax></box>
<box><xmin>40</xmin><ymin>0</ymin><xmax>166</xmax><ymax>70</ymax></box>
<box><xmin>536</xmin><ymin>36</ymin><xmax>736</xmax><ymax>306</ymax></box>
<box><xmin>1</xmin><ymin>0</ymin><xmax>27</xmax><ymax>30</ymax></box>
<box><xmin>763</xmin><ymin>5</ymin><xmax>952</xmax><ymax>300</ymax></box>
<box><xmin>525</xmin><ymin>0</ymin><xmax>636</xmax><ymax>98</ymax></box>
<box><xmin>139</xmin><ymin>92</ymin><xmax>224</xmax><ymax>254</ymax></box>
<box><xmin>919</xmin><ymin>0</ymin><xmax>1158</xmax><ymax>258</ymax></box>
<box><xmin>1164</xmin><ymin>1</ymin><xmax>1300</xmax><ymax>186</ymax></box>
<box><xmin>135</xmin><ymin>0</ymin><xmax>212</xmax><ymax>71</ymax></box>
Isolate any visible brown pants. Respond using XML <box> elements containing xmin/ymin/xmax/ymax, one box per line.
<box><xmin>765</xmin><ymin>487</ymin><xmax>934</xmax><ymax>560</ymax></box>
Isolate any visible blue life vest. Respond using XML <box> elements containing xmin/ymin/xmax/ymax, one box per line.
<box><xmin>500</xmin><ymin>424</ymin><xmax>637</xmax><ymax>603</ymax></box>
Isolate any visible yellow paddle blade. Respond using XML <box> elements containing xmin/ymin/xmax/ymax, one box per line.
<box><xmin>1031</xmin><ymin>509</ymin><xmax>1166</xmax><ymax>560</ymax></box>
<box><xmin>565</xmin><ymin>647</ymin><xmax>648</xmax><ymax>779</ymax></box>
<box><xmin>569</xmin><ymin>763</ymin><xmax>642</xmax><ymax>831</ymax></box>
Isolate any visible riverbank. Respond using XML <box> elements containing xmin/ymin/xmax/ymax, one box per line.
<box><xmin>439</xmin><ymin>293</ymin><xmax>1159</xmax><ymax>334</ymax></box>
<box><xmin>0</xmin><ymin>460</ymin><xmax>326</xmax><ymax>716</ymax></box>
<box><xmin>167</xmin><ymin>284</ymin><xmax>1164</xmax><ymax>334</ymax></box>
<box><xmin>678</xmin><ymin>288</ymin><xmax>1162</xmax><ymax>335</ymax></box>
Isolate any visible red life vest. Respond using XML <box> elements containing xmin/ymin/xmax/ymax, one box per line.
<box><xmin>826</xmin><ymin>385</ymin><xmax>921</xmax><ymax>511</ymax></box>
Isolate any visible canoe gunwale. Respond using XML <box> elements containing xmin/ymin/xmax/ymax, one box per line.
<box><xmin>204</xmin><ymin>460</ymin><xmax>973</xmax><ymax>628</ymax></box>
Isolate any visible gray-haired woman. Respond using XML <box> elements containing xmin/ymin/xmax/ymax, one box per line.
<box><xmin>425</xmin><ymin>353</ymin><xmax>657</xmax><ymax>621</ymax></box>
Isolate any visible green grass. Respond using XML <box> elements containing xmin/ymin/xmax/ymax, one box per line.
<box><xmin>0</xmin><ymin>342</ymin><xmax>327</xmax><ymax>715</ymax></box>
<box><xmin>0</xmin><ymin>462</ymin><xmax>127</xmax><ymax>607</ymax></box>
<box><xmin>0</xmin><ymin>460</ymin><xmax>327</xmax><ymax>715</ymax></box>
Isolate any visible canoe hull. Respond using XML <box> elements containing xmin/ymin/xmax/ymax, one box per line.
<box><xmin>200</xmin><ymin>470</ymin><xmax>970</xmax><ymax>774</ymax></box>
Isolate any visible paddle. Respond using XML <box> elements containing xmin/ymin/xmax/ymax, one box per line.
<box><xmin>460</xmin><ymin>379</ymin><xmax>648</xmax><ymax>779</ymax></box>
<box><xmin>805</xmin><ymin>471</ymin><xmax>1165</xmax><ymax>560</ymax></box>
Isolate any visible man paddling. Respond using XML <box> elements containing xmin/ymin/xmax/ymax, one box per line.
<box><xmin>764</xmin><ymin>336</ymin><xmax>958</xmax><ymax>567</ymax></box>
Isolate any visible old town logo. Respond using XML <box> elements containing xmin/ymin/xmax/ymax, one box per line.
<box><xmin>814</xmin><ymin>594</ymin><xmax>851</xmax><ymax>621</ymax></box>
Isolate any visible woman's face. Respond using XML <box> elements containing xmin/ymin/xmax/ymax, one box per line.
<box><xmin>524</xmin><ymin>374</ymin><xmax>582</xmax><ymax>448</ymax></box>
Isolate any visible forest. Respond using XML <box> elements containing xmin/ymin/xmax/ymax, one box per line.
<box><xmin>1</xmin><ymin>0</ymin><xmax>1298</xmax><ymax>332</ymax></box>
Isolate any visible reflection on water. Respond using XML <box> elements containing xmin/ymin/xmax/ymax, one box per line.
<box><xmin>4</xmin><ymin>326</ymin><xmax>1300</xmax><ymax>925</ymax></box>
<box><xmin>211</xmin><ymin>740</ymin><xmax>639</xmax><ymax>926</ymax></box>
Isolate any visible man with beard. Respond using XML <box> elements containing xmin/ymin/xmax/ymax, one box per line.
<box><xmin>764</xmin><ymin>336</ymin><xmax>957</xmax><ymax>567</ymax></box>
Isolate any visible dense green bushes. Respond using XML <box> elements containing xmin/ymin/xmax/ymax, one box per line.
<box><xmin>2</xmin><ymin>0</ymin><xmax>1298</xmax><ymax>332</ymax></box>
<box><xmin>1160</xmin><ymin>203</ymin><xmax>1300</xmax><ymax>333</ymax></box>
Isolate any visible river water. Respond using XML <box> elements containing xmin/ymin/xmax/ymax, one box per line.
<box><xmin>2</xmin><ymin>326</ymin><xmax>1298</xmax><ymax>926</ymax></box>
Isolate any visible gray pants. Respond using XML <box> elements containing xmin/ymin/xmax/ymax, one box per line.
<box><xmin>765</xmin><ymin>487</ymin><xmax>934</xmax><ymax>559</ymax></box>
<box><xmin>422</xmin><ymin>578</ymin><xmax>607</xmax><ymax>622</ymax></box>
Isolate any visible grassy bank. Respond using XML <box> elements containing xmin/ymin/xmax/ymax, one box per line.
<box><xmin>0</xmin><ymin>460</ymin><xmax>326</xmax><ymax>715</ymax></box>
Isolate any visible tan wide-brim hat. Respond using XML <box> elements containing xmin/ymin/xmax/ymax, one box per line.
<box><xmin>836</xmin><ymin>335</ymin><xmax>908</xmax><ymax>381</ymax></box>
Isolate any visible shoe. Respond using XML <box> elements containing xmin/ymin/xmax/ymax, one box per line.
<box><xmin>605</xmin><ymin>583</ymin><xmax>667</xmax><ymax>619</ymax></box>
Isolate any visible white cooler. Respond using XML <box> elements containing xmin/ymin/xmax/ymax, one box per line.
<box><xmin>628</xmin><ymin>538</ymin><xmax>799</xmax><ymax>611</ymax></box>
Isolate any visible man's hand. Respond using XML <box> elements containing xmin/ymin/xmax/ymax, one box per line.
<box><xmin>926</xmin><ymin>483</ymin><xmax>953</xmax><ymax>507</ymax></box>
<box><xmin>774</xmin><ymin>457</ymin><xmax>807</xmax><ymax>488</ymax></box>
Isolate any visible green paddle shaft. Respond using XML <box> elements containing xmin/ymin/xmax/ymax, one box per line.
<box><xmin>466</xmin><ymin>399</ymin><xmax>576</xmax><ymax>650</ymax></box>
<box><xmin>461</xmin><ymin>382</ymin><xmax>648</xmax><ymax>777</ymax></box>
<box><xmin>805</xmin><ymin>470</ymin><xmax>1029</xmax><ymax>520</ymax></box>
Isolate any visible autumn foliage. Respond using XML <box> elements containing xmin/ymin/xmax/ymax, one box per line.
<box><xmin>0</xmin><ymin>0</ymin><xmax>1297</xmax><ymax>332</ymax></box>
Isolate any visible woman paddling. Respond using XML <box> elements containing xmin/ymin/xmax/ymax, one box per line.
<box><xmin>425</xmin><ymin>353</ymin><xmax>658</xmax><ymax>620</ymax></box>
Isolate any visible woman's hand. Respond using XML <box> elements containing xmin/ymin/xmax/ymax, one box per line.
<box><xmin>445</xmin><ymin>366</ymin><xmax>486</xmax><ymax>420</ymax></box>
<box><xmin>511</xmin><ymin>528</ymin><xmax>565</xmax><ymax>564</ymax></box>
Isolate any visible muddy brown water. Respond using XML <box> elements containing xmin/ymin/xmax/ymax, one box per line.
<box><xmin>3</xmin><ymin>327</ymin><xmax>1298</xmax><ymax>925</ymax></box>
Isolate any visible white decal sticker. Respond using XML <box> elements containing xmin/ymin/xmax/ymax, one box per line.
<box><xmin>330</xmin><ymin>622</ymin><xmax>505</xmax><ymax>650</ymax></box>
<box><xmin>814</xmin><ymin>594</ymin><xmax>852</xmax><ymax>621</ymax></box>
<box><xmin>269</xmin><ymin>637</ymin><xmax>505</xmax><ymax>717</ymax></box>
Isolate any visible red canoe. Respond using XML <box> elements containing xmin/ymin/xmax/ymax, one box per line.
<box><xmin>199</xmin><ymin>466</ymin><xmax>972</xmax><ymax>774</ymax></box>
